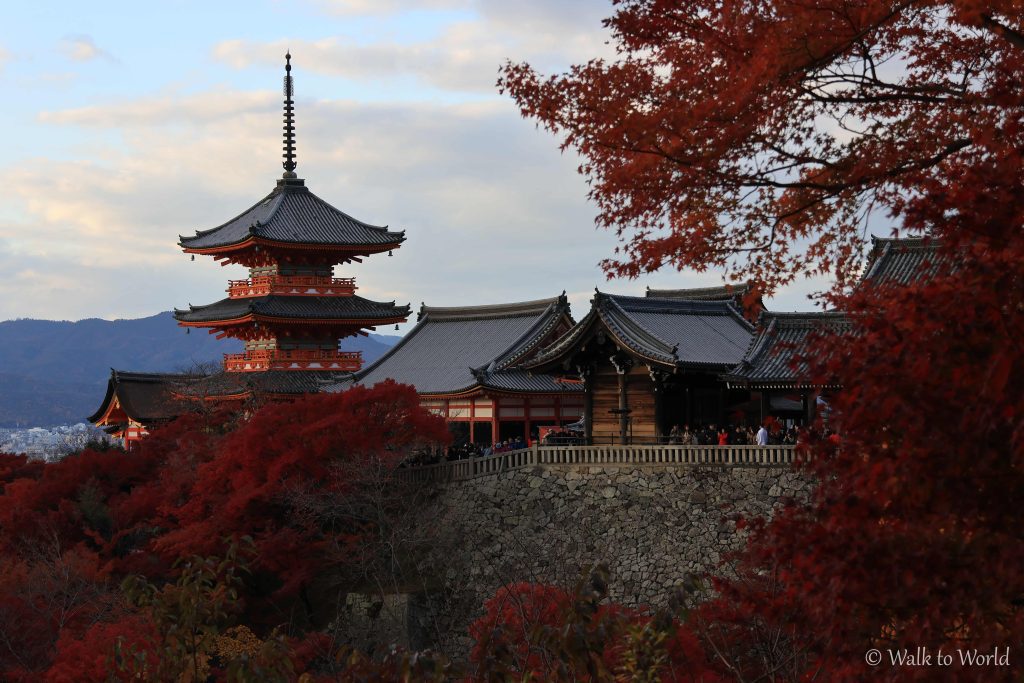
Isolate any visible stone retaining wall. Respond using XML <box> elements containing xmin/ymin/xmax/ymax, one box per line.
<box><xmin>403</xmin><ymin>462</ymin><xmax>814</xmax><ymax>655</ymax></box>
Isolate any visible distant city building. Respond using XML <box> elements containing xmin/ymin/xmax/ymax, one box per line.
<box><xmin>0</xmin><ymin>422</ymin><xmax>111</xmax><ymax>460</ymax></box>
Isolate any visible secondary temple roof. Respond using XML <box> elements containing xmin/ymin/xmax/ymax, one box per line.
<box><xmin>88</xmin><ymin>370</ymin><xmax>194</xmax><ymax>426</ymax></box>
<box><xmin>174</xmin><ymin>295</ymin><xmax>410</xmax><ymax>325</ymax></box>
<box><xmin>527</xmin><ymin>292</ymin><xmax>754</xmax><ymax>371</ymax></box>
<box><xmin>646</xmin><ymin>281</ymin><xmax>763</xmax><ymax>320</ymax></box>
<box><xmin>860</xmin><ymin>235</ymin><xmax>945</xmax><ymax>286</ymax></box>
<box><xmin>342</xmin><ymin>295</ymin><xmax>580</xmax><ymax>396</ymax></box>
<box><xmin>645</xmin><ymin>281</ymin><xmax>754</xmax><ymax>302</ymax></box>
<box><xmin>723</xmin><ymin>312</ymin><xmax>851</xmax><ymax>389</ymax></box>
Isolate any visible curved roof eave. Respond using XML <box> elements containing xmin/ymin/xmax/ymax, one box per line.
<box><xmin>87</xmin><ymin>369</ymin><xmax>119</xmax><ymax>424</ymax></box>
<box><xmin>178</xmin><ymin>182</ymin><xmax>405</xmax><ymax>251</ymax></box>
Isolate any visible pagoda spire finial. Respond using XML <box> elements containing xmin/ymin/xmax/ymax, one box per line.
<box><xmin>282</xmin><ymin>51</ymin><xmax>298</xmax><ymax>179</ymax></box>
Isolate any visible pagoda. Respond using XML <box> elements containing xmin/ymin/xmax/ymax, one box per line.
<box><xmin>174</xmin><ymin>54</ymin><xmax>409</xmax><ymax>393</ymax></box>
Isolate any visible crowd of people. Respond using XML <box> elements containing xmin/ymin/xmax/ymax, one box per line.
<box><xmin>401</xmin><ymin>421</ymin><xmax>814</xmax><ymax>468</ymax></box>
<box><xmin>666</xmin><ymin>423</ymin><xmax>800</xmax><ymax>446</ymax></box>
<box><xmin>441</xmin><ymin>437</ymin><xmax>531</xmax><ymax>459</ymax></box>
<box><xmin>402</xmin><ymin>437</ymin><xmax>532</xmax><ymax>466</ymax></box>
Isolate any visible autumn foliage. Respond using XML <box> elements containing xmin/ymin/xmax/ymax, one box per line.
<box><xmin>501</xmin><ymin>0</ymin><xmax>1024</xmax><ymax>680</ymax></box>
<box><xmin>468</xmin><ymin>571</ymin><xmax>717</xmax><ymax>681</ymax></box>
<box><xmin>0</xmin><ymin>381</ymin><xmax>448</xmax><ymax>680</ymax></box>
<box><xmin>3</xmin><ymin>0</ymin><xmax>1023</xmax><ymax>678</ymax></box>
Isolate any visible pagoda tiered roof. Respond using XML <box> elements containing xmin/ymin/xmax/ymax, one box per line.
<box><xmin>178</xmin><ymin>178</ymin><xmax>405</xmax><ymax>253</ymax></box>
<box><xmin>723</xmin><ymin>311</ymin><xmax>850</xmax><ymax>389</ymax></box>
<box><xmin>341</xmin><ymin>295</ymin><xmax>579</xmax><ymax>396</ymax></box>
<box><xmin>526</xmin><ymin>292</ymin><xmax>754</xmax><ymax>372</ymax></box>
<box><xmin>187</xmin><ymin>369</ymin><xmax>353</xmax><ymax>397</ymax></box>
<box><xmin>175</xmin><ymin>295</ymin><xmax>409</xmax><ymax>326</ymax></box>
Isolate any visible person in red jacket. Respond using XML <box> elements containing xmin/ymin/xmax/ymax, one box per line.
<box><xmin>718</xmin><ymin>427</ymin><xmax>729</xmax><ymax>445</ymax></box>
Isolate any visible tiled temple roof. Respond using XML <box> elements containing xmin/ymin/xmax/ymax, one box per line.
<box><xmin>189</xmin><ymin>369</ymin><xmax>353</xmax><ymax>397</ymax></box>
<box><xmin>859</xmin><ymin>235</ymin><xmax>946</xmax><ymax>286</ymax></box>
<box><xmin>88</xmin><ymin>370</ymin><xmax>195</xmax><ymax>425</ymax></box>
<box><xmin>179</xmin><ymin>179</ymin><xmax>405</xmax><ymax>251</ymax></box>
<box><xmin>527</xmin><ymin>292</ymin><xmax>754</xmax><ymax>371</ymax></box>
<box><xmin>645</xmin><ymin>281</ymin><xmax>754</xmax><ymax>302</ymax></box>
<box><xmin>723</xmin><ymin>311</ymin><xmax>850</xmax><ymax>389</ymax></box>
<box><xmin>646</xmin><ymin>281</ymin><xmax>763</xmax><ymax>320</ymax></box>
<box><xmin>174</xmin><ymin>295</ymin><xmax>410</xmax><ymax>324</ymax></box>
<box><xmin>335</xmin><ymin>295</ymin><xmax>581</xmax><ymax>396</ymax></box>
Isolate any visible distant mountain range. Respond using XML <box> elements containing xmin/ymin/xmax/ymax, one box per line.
<box><xmin>0</xmin><ymin>312</ymin><xmax>399</xmax><ymax>427</ymax></box>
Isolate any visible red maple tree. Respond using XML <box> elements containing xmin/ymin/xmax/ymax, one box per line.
<box><xmin>0</xmin><ymin>381</ymin><xmax>449</xmax><ymax>678</ymax></box>
<box><xmin>155</xmin><ymin>380</ymin><xmax>450</xmax><ymax>624</ymax></box>
<box><xmin>502</xmin><ymin>1</ymin><xmax>1024</xmax><ymax>680</ymax></box>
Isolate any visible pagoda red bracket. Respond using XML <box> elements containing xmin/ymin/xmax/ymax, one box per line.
<box><xmin>223</xmin><ymin>349</ymin><xmax>363</xmax><ymax>372</ymax></box>
<box><xmin>227</xmin><ymin>275</ymin><xmax>357</xmax><ymax>298</ymax></box>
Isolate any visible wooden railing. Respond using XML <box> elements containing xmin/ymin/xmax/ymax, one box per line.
<box><xmin>227</xmin><ymin>275</ymin><xmax>357</xmax><ymax>298</ymax></box>
<box><xmin>395</xmin><ymin>444</ymin><xmax>797</xmax><ymax>484</ymax></box>
<box><xmin>224</xmin><ymin>349</ymin><xmax>362</xmax><ymax>372</ymax></box>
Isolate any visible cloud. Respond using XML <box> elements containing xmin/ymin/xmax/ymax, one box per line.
<box><xmin>213</xmin><ymin>3</ymin><xmax>614</xmax><ymax>93</ymax></box>
<box><xmin>7</xmin><ymin>82</ymin><xmax>822</xmax><ymax>323</ymax></box>
<box><xmin>309</xmin><ymin>0</ymin><xmax>468</xmax><ymax>16</ymax></box>
<box><xmin>39</xmin><ymin>88</ymin><xmax>277</xmax><ymax>127</ymax></box>
<box><xmin>5</xmin><ymin>84</ymin><xmax>723</xmax><ymax>323</ymax></box>
<box><xmin>0</xmin><ymin>45</ymin><xmax>10</xmax><ymax>74</ymax></box>
<box><xmin>476</xmin><ymin>0</ymin><xmax>611</xmax><ymax>36</ymax></box>
<box><xmin>59</xmin><ymin>35</ymin><xmax>116</xmax><ymax>63</ymax></box>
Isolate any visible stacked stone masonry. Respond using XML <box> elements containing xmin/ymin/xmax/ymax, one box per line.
<box><xmin>350</xmin><ymin>458</ymin><xmax>815</xmax><ymax>657</ymax></box>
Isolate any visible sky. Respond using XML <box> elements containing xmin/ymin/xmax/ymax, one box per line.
<box><xmin>0</xmin><ymin>0</ymin><xmax>827</xmax><ymax>332</ymax></box>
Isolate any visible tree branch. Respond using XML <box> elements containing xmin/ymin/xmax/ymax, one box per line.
<box><xmin>980</xmin><ymin>14</ymin><xmax>1024</xmax><ymax>50</ymax></box>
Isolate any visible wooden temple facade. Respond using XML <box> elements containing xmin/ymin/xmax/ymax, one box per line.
<box><xmin>524</xmin><ymin>291</ymin><xmax>756</xmax><ymax>444</ymax></box>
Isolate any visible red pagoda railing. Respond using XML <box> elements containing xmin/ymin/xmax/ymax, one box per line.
<box><xmin>227</xmin><ymin>275</ymin><xmax>357</xmax><ymax>298</ymax></box>
<box><xmin>223</xmin><ymin>349</ymin><xmax>363</xmax><ymax>372</ymax></box>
